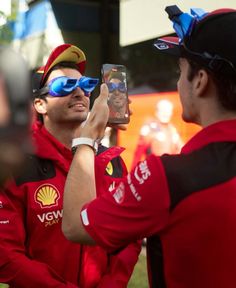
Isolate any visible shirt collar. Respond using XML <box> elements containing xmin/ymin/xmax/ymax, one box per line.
<box><xmin>32</xmin><ymin>121</ymin><xmax>72</xmax><ymax>164</ymax></box>
<box><xmin>40</xmin><ymin>125</ymin><xmax>72</xmax><ymax>159</ymax></box>
<box><xmin>182</xmin><ymin>119</ymin><xmax>236</xmax><ymax>154</ymax></box>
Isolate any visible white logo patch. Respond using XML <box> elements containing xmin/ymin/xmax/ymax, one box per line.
<box><xmin>127</xmin><ymin>174</ymin><xmax>142</xmax><ymax>202</ymax></box>
<box><xmin>81</xmin><ymin>209</ymin><xmax>89</xmax><ymax>226</ymax></box>
<box><xmin>154</xmin><ymin>42</ymin><xmax>169</xmax><ymax>50</ymax></box>
<box><xmin>0</xmin><ymin>220</ymin><xmax>9</xmax><ymax>224</ymax></box>
<box><xmin>134</xmin><ymin>160</ymin><xmax>151</xmax><ymax>184</ymax></box>
<box><xmin>112</xmin><ymin>182</ymin><xmax>125</xmax><ymax>204</ymax></box>
<box><xmin>37</xmin><ymin>209</ymin><xmax>63</xmax><ymax>227</ymax></box>
<box><xmin>108</xmin><ymin>181</ymin><xmax>116</xmax><ymax>192</ymax></box>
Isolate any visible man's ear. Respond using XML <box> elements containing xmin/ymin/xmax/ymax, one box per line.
<box><xmin>33</xmin><ymin>98</ymin><xmax>47</xmax><ymax>115</ymax></box>
<box><xmin>194</xmin><ymin>69</ymin><xmax>209</xmax><ymax>97</ymax></box>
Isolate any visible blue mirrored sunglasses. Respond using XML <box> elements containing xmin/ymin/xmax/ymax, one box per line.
<box><xmin>107</xmin><ymin>82</ymin><xmax>126</xmax><ymax>93</ymax></box>
<box><xmin>34</xmin><ymin>76</ymin><xmax>99</xmax><ymax>98</ymax></box>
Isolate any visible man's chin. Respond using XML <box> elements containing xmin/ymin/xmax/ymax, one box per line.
<box><xmin>66</xmin><ymin>113</ymin><xmax>88</xmax><ymax>123</ymax></box>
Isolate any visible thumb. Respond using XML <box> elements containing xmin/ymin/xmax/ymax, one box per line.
<box><xmin>93</xmin><ymin>83</ymin><xmax>109</xmax><ymax>108</ymax></box>
<box><xmin>99</xmin><ymin>83</ymin><xmax>109</xmax><ymax>100</ymax></box>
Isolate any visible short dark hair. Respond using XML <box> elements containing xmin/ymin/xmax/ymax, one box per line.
<box><xmin>187</xmin><ymin>58</ymin><xmax>236</xmax><ymax>111</ymax></box>
<box><xmin>108</xmin><ymin>71</ymin><xmax>125</xmax><ymax>82</ymax></box>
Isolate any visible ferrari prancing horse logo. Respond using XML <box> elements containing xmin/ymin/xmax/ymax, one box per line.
<box><xmin>106</xmin><ymin>161</ymin><xmax>113</xmax><ymax>175</ymax></box>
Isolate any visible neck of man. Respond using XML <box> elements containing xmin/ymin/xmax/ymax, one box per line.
<box><xmin>43</xmin><ymin>121</ymin><xmax>83</xmax><ymax>149</ymax></box>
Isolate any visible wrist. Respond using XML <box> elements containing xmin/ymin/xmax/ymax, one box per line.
<box><xmin>71</xmin><ymin>137</ymin><xmax>98</xmax><ymax>154</ymax></box>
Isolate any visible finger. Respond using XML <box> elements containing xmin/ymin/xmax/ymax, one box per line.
<box><xmin>100</xmin><ymin>83</ymin><xmax>109</xmax><ymax>97</ymax></box>
<box><xmin>94</xmin><ymin>83</ymin><xmax>109</xmax><ymax>104</ymax></box>
<box><xmin>108</xmin><ymin>123</ymin><xmax>128</xmax><ymax>131</ymax></box>
<box><xmin>92</xmin><ymin>84</ymin><xmax>109</xmax><ymax>113</ymax></box>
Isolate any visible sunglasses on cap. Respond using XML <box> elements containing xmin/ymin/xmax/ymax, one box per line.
<box><xmin>107</xmin><ymin>82</ymin><xmax>126</xmax><ymax>93</ymax></box>
<box><xmin>33</xmin><ymin>76</ymin><xmax>99</xmax><ymax>98</ymax></box>
<box><xmin>165</xmin><ymin>5</ymin><xmax>236</xmax><ymax>75</ymax></box>
<box><xmin>166</xmin><ymin>5</ymin><xmax>207</xmax><ymax>43</ymax></box>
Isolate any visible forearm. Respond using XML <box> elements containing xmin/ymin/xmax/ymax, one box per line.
<box><xmin>62</xmin><ymin>84</ymin><xmax>110</xmax><ymax>244</ymax></box>
<box><xmin>62</xmin><ymin>145</ymin><xmax>96</xmax><ymax>244</ymax></box>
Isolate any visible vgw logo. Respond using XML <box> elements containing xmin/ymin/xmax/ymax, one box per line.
<box><xmin>37</xmin><ymin>209</ymin><xmax>63</xmax><ymax>227</ymax></box>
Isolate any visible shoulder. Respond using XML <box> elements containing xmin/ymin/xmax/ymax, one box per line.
<box><xmin>15</xmin><ymin>154</ymin><xmax>56</xmax><ymax>186</ymax></box>
<box><xmin>97</xmin><ymin>145</ymin><xmax>126</xmax><ymax>177</ymax></box>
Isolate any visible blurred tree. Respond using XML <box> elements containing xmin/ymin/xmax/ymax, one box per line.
<box><xmin>0</xmin><ymin>0</ymin><xmax>19</xmax><ymax>44</ymax></box>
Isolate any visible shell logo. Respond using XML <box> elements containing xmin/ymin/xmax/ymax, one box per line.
<box><xmin>106</xmin><ymin>161</ymin><xmax>113</xmax><ymax>176</ymax></box>
<box><xmin>35</xmin><ymin>184</ymin><xmax>60</xmax><ymax>208</ymax></box>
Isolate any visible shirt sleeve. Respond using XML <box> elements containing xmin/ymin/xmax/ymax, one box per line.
<box><xmin>81</xmin><ymin>155</ymin><xmax>170</xmax><ymax>252</ymax></box>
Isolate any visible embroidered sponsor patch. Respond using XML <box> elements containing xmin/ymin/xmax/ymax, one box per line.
<box><xmin>108</xmin><ymin>181</ymin><xmax>116</xmax><ymax>192</ymax></box>
<box><xmin>127</xmin><ymin>174</ymin><xmax>142</xmax><ymax>201</ymax></box>
<box><xmin>112</xmin><ymin>182</ymin><xmax>125</xmax><ymax>204</ymax></box>
<box><xmin>134</xmin><ymin>160</ymin><xmax>151</xmax><ymax>184</ymax></box>
<box><xmin>106</xmin><ymin>161</ymin><xmax>113</xmax><ymax>175</ymax></box>
<box><xmin>81</xmin><ymin>209</ymin><xmax>89</xmax><ymax>226</ymax></box>
<box><xmin>0</xmin><ymin>220</ymin><xmax>9</xmax><ymax>224</ymax></box>
<box><xmin>34</xmin><ymin>184</ymin><xmax>60</xmax><ymax>208</ymax></box>
<box><xmin>155</xmin><ymin>42</ymin><xmax>169</xmax><ymax>50</ymax></box>
<box><xmin>37</xmin><ymin>209</ymin><xmax>63</xmax><ymax>227</ymax></box>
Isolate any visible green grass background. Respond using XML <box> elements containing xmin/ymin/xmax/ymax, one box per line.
<box><xmin>128</xmin><ymin>252</ymin><xmax>148</xmax><ymax>287</ymax></box>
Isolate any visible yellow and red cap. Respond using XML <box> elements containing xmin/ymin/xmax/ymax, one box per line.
<box><xmin>37</xmin><ymin>44</ymin><xmax>86</xmax><ymax>87</ymax></box>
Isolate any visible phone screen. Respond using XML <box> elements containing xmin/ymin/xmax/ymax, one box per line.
<box><xmin>101</xmin><ymin>64</ymin><xmax>130</xmax><ymax>124</ymax></box>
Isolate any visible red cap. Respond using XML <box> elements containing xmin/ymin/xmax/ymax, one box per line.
<box><xmin>37</xmin><ymin>44</ymin><xmax>86</xmax><ymax>86</ymax></box>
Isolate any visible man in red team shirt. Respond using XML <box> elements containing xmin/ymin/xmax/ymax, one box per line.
<box><xmin>62</xmin><ymin>5</ymin><xmax>236</xmax><ymax>288</ymax></box>
<box><xmin>0</xmin><ymin>44</ymin><xmax>140</xmax><ymax>287</ymax></box>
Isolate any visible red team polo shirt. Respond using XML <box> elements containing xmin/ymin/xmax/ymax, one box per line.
<box><xmin>81</xmin><ymin>119</ymin><xmax>236</xmax><ymax>288</ymax></box>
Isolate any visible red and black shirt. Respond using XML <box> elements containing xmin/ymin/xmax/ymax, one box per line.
<box><xmin>82</xmin><ymin>119</ymin><xmax>236</xmax><ymax>288</ymax></box>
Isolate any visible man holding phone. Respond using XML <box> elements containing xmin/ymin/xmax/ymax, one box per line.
<box><xmin>62</xmin><ymin>6</ymin><xmax>236</xmax><ymax>288</ymax></box>
<box><xmin>0</xmin><ymin>43</ymin><xmax>140</xmax><ymax>287</ymax></box>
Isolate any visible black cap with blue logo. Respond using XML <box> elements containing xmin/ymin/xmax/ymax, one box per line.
<box><xmin>154</xmin><ymin>5</ymin><xmax>236</xmax><ymax>77</ymax></box>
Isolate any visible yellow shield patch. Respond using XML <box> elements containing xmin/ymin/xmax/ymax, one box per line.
<box><xmin>106</xmin><ymin>161</ymin><xmax>113</xmax><ymax>175</ymax></box>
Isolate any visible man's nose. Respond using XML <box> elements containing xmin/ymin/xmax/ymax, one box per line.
<box><xmin>71</xmin><ymin>87</ymin><xmax>85</xmax><ymax>97</ymax></box>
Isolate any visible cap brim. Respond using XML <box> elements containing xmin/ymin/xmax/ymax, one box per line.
<box><xmin>154</xmin><ymin>36</ymin><xmax>181</xmax><ymax>57</ymax></box>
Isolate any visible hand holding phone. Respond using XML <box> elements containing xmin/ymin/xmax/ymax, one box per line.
<box><xmin>101</xmin><ymin>64</ymin><xmax>130</xmax><ymax>124</ymax></box>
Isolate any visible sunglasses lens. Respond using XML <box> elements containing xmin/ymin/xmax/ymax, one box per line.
<box><xmin>118</xmin><ymin>83</ymin><xmax>126</xmax><ymax>92</ymax></box>
<box><xmin>78</xmin><ymin>76</ymin><xmax>99</xmax><ymax>95</ymax></box>
<box><xmin>107</xmin><ymin>82</ymin><xmax>126</xmax><ymax>93</ymax></box>
<box><xmin>107</xmin><ymin>82</ymin><xmax>115</xmax><ymax>92</ymax></box>
<box><xmin>49</xmin><ymin>77</ymin><xmax>78</xmax><ymax>97</ymax></box>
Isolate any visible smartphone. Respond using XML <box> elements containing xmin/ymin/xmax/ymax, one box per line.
<box><xmin>101</xmin><ymin>64</ymin><xmax>130</xmax><ymax>124</ymax></box>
